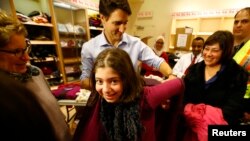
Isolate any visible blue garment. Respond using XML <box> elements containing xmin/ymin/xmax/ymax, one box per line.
<box><xmin>205</xmin><ymin>65</ymin><xmax>225</xmax><ymax>89</ymax></box>
<box><xmin>80</xmin><ymin>32</ymin><xmax>164</xmax><ymax>80</ymax></box>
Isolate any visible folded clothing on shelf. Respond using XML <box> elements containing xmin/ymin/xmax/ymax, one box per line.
<box><xmin>28</xmin><ymin>11</ymin><xmax>51</xmax><ymax>23</ymax></box>
<box><xmin>16</xmin><ymin>12</ymin><xmax>31</xmax><ymax>22</ymax></box>
<box><xmin>58</xmin><ymin>23</ymin><xmax>68</xmax><ymax>33</ymax></box>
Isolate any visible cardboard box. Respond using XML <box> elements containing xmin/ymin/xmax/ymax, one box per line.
<box><xmin>174</xmin><ymin>27</ymin><xmax>193</xmax><ymax>50</ymax></box>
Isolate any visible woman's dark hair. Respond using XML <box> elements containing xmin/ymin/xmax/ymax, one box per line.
<box><xmin>203</xmin><ymin>30</ymin><xmax>234</xmax><ymax>64</ymax></box>
<box><xmin>99</xmin><ymin>0</ymin><xmax>132</xmax><ymax>18</ymax></box>
<box><xmin>90</xmin><ymin>48</ymin><xmax>144</xmax><ymax>103</ymax></box>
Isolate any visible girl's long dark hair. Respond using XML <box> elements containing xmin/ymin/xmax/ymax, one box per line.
<box><xmin>90</xmin><ymin>48</ymin><xmax>145</xmax><ymax>141</ymax></box>
<box><xmin>90</xmin><ymin>48</ymin><xmax>144</xmax><ymax>103</ymax></box>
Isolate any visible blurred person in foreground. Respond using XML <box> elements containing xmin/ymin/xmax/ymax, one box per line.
<box><xmin>0</xmin><ymin>72</ymin><xmax>57</xmax><ymax>140</ymax></box>
<box><xmin>0</xmin><ymin>11</ymin><xmax>71</xmax><ymax>141</ymax></box>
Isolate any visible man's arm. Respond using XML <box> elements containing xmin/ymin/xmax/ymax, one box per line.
<box><xmin>159</xmin><ymin>61</ymin><xmax>172</xmax><ymax>77</ymax></box>
<box><xmin>81</xmin><ymin>78</ymin><xmax>92</xmax><ymax>90</ymax></box>
<box><xmin>80</xmin><ymin>41</ymin><xmax>93</xmax><ymax>90</ymax></box>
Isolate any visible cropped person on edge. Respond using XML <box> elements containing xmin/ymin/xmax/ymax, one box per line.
<box><xmin>73</xmin><ymin>48</ymin><xmax>184</xmax><ymax>141</ymax></box>
<box><xmin>178</xmin><ymin>31</ymin><xmax>248</xmax><ymax>141</ymax></box>
<box><xmin>0</xmin><ymin>11</ymin><xmax>71</xmax><ymax>141</ymax></box>
<box><xmin>141</xmin><ymin>35</ymin><xmax>169</xmax><ymax>78</ymax></box>
<box><xmin>80</xmin><ymin>0</ymin><xmax>172</xmax><ymax>90</ymax></box>
<box><xmin>233</xmin><ymin>7</ymin><xmax>250</xmax><ymax>53</ymax></box>
<box><xmin>232</xmin><ymin>7</ymin><xmax>250</xmax><ymax>124</ymax></box>
<box><xmin>171</xmin><ymin>37</ymin><xmax>204</xmax><ymax>78</ymax></box>
<box><xmin>0</xmin><ymin>72</ymin><xmax>56</xmax><ymax>141</ymax></box>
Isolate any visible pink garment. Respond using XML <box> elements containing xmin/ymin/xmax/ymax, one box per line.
<box><xmin>74</xmin><ymin>78</ymin><xmax>185</xmax><ymax>141</ymax></box>
<box><xmin>52</xmin><ymin>84</ymin><xmax>80</xmax><ymax>99</ymax></box>
<box><xmin>184</xmin><ymin>103</ymin><xmax>228</xmax><ymax>141</ymax></box>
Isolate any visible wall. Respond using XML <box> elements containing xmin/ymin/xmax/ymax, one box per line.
<box><xmin>127</xmin><ymin>0</ymin><xmax>250</xmax><ymax>50</ymax></box>
<box><xmin>58</xmin><ymin>0</ymin><xmax>250</xmax><ymax>50</ymax></box>
<box><xmin>13</xmin><ymin>0</ymin><xmax>47</xmax><ymax>15</ymax></box>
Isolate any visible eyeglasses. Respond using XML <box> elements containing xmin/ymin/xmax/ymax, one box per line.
<box><xmin>0</xmin><ymin>39</ymin><xmax>31</xmax><ymax>57</ymax></box>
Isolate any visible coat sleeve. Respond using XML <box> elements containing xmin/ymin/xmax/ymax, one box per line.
<box><xmin>143</xmin><ymin>78</ymin><xmax>185</xmax><ymax>109</ymax></box>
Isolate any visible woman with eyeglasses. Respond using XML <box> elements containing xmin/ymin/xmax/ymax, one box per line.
<box><xmin>0</xmin><ymin>11</ymin><xmax>71</xmax><ymax>141</ymax></box>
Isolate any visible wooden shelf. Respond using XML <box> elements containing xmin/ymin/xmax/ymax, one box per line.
<box><xmin>45</xmin><ymin>74</ymin><xmax>62</xmax><ymax>80</ymax></box>
<box><xmin>168</xmin><ymin>16</ymin><xmax>234</xmax><ymax>51</ymax></box>
<box><xmin>30</xmin><ymin>56</ymin><xmax>56</xmax><ymax>62</ymax></box>
<box><xmin>23</xmin><ymin>22</ymin><xmax>53</xmax><ymax>27</ymax></box>
<box><xmin>59</xmin><ymin>32</ymin><xmax>85</xmax><ymax>36</ymax></box>
<box><xmin>89</xmin><ymin>26</ymin><xmax>103</xmax><ymax>31</ymax></box>
<box><xmin>63</xmin><ymin>58</ymin><xmax>81</xmax><ymax>64</ymax></box>
<box><xmin>54</xmin><ymin>1</ymin><xmax>90</xmax><ymax>83</ymax></box>
<box><xmin>30</xmin><ymin>40</ymin><xmax>57</xmax><ymax>45</ymax></box>
<box><xmin>65</xmin><ymin>71</ymin><xmax>81</xmax><ymax>75</ymax></box>
<box><xmin>2</xmin><ymin>0</ymin><xmax>66</xmax><ymax>86</ymax></box>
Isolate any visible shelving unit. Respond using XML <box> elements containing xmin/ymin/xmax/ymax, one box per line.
<box><xmin>0</xmin><ymin>0</ymin><xmax>104</xmax><ymax>85</ymax></box>
<box><xmin>53</xmin><ymin>0</ymin><xmax>90</xmax><ymax>83</ymax></box>
<box><xmin>89</xmin><ymin>26</ymin><xmax>103</xmax><ymax>38</ymax></box>
<box><xmin>88</xmin><ymin>9</ymin><xmax>103</xmax><ymax>38</ymax></box>
<box><xmin>1</xmin><ymin>0</ymin><xmax>66</xmax><ymax>86</ymax></box>
<box><xmin>168</xmin><ymin>16</ymin><xmax>234</xmax><ymax>51</ymax></box>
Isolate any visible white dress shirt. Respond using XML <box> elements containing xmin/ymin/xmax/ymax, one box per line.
<box><xmin>172</xmin><ymin>52</ymin><xmax>203</xmax><ymax>78</ymax></box>
<box><xmin>80</xmin><ymin>32</ymin><xmax>164</xmax><ymax>80</ymax></box>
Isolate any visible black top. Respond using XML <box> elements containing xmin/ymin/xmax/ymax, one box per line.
<box><xmin>183</xmin><ymin>60</ymin><xmax>248</xmax><ymax>124</ymax></box>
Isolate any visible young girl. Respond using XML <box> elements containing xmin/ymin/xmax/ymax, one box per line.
<box><xmin>74</xmin><ymin>48</ymin><xmax>184</xmax><ymax>141</ymax></box>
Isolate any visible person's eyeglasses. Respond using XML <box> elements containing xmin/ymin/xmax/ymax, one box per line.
<box><xmin>0</xmin><ymin>39</ymin><xmax>31</xmax><ymax>57</ymax></box>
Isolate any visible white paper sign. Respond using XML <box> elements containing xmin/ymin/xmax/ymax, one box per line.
<box><xmin>177</xmin><ymin>34</ymin><xmax>188</xmax><ymax>47</ymax></box>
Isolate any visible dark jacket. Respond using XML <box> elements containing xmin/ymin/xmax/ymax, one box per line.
<box><xmin>184</xmin><ymin>60</ymin><xmax>248</xmax><ymax>125</ymax></box>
